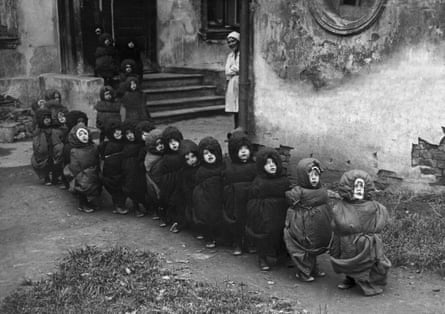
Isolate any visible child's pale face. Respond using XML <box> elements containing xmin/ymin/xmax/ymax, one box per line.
<box><xmin>203</xmin><ymin>149</ymin><xmax>216</xmax><ymax>164</ymax></box>
<box><xmin>169</xmin><ymin>139</ymin><xmax>180</xmax><ymax>152</ymax></box>
<box><xmin>128</xmin><ymin>41</ymin><xmax>135</xmax><ymax>48</ymax></box>
<box><xmin>125</xmin><ymin>64</ymin><xmax>133</xmax><ymax>73</ymax></box>
<box><xmin>104</xmin><ymin>91</ymin><xmax>113</xmax><ymax>101</ymax></box>
<box><xmin>155</xmin><ymin>139</ymin><xmax>164</xmax><ymax>153</ymax></box>
<box><xmin>129</xmin><ymin>81</ymin><xmax>137</xmax><ymax>91</ymax></box>
<box><xmin>43</xmin><ymin>116</ymin><xmax>52</xmax><ymax>126</ymax></box>
<box><xmin>57</xmin><ymin>112</ymin><xmax>66</xmax><ymax>124</ymax></box>
<box><xmin>308</xmin><ymin>167</ymin><xmax>320</xmax><ymax>188</ymax></box>
<box><xmin>113</xmin><ymin>129</ymin><xmax>122</xmax><ymax>140</ymax></box>
<box><xmin>37</xmin><ymin>99</ymin><xmax>46</xmax><ymax>109</ymax></box>
<box><xmin>353</xmin><ymin>178</ymin><xmax>365</xmax><ymax>200</ymax></box>
<box><xmin>142</xmin><ymin>131</ymin><xmax>150</xmax><ymax>142</ymax></box>
<box><xmin>104</xmin><ymin>39</ymin><xmax>111</xmax><ymax>46</ymax></box>
<box><xmin>264</xmin><ymin>158</ymin><xmax>277</xmax><ymax>175</ymax></box>
<box><xmin>76</xmin><ymin>128</ymin><xmax>89</xmax><ymax>143</ymax></box>
<box><xmin>126</xmin><ymin>130</ymin><xmax>135</xmax><ymax>142</ymax></box>
<box><xmin>238</xmin><ymin>145</ymin><xmax>250</xmax><ymax>162</ymax></box>
<box><xmin>185</xmin><ymin>152</ymin><xmax>198</xmax><ymax>166</ymax></box>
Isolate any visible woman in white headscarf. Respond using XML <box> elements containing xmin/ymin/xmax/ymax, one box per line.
<box><xmin>225</xmin><ymin>31</ymin><xmax>240</xmax><ymax>127</ymax></box>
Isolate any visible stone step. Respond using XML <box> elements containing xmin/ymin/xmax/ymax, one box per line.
<box><xmin>146</xmin><ymin>95</ymin><xmax>225</xmax><ymax>112</ymax></box>
<box><xmin>143</xmin><ymin>85</ymin><xmax>217</xmax><ymax>101</ymax></box>
<box><xmin>142</xmin><ymin>73</ymin><xmax>204</xmax><ymax>88</ymax></box>
<box><xmin>150</xmin><ymin>105</ymin><xmax>226</xmax><ymax>122</ymax></box>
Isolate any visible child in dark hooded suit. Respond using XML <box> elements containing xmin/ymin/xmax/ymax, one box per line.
<box><xmin>143</xmin><ymin>128</ymin><xmax>165</xmax><ymax>219</ymax></box>
<box><xmin>223</xmin><ymin>129</ymin><xmax>257</xmax><ymax>256</ymax></box>
<box><xmin>121</xmin><ymin>120</ymin><xmax>147</xmax><ymax>217</ymax></box>
<box><xmin>95</xmin><ymin>33</ymin><xmax>118</xmax><ymax>86</ymax></box>
<box><xmin>116</xmin><ymin>59</ymin><xmax>138</xmax><ymax>98</ymax></box>
<box><xmin>330</xmin><ymin>169</ymin><xmax>391</xmax><ymax>296</ymax></box>
<box><xmin>157</xmin><ymin>126</ymin><xmax>184</xmax><ymax>229</ymax></box>
<box><xmin>120</xmin><ymin>76</ymin><xmax>150</xmax><ymax>122</ymax></box>
<box><xmin>31</xmin><ymin>109</ymin><xmax>64</xmax><ymax>185</ymax></box>
<box><xmin>95</xmin><ymin>85</ymin><xmax>121</xmax><ymax>144</ymax></box>
<box><xmin>99</xmin><ymin>119</ymin><xmax>126</xmax><ymax>214</ymax></box>
<box><xmin>283</xmin><ymin>158</ymin><xmax>332</xmax><ymax>282</ymax></box>
<box><xmin>119</xmin><ymin>38</ymin><xmax>143</xmax><ymax>78</ymax></box>
<box><xmin>246</xmin><ymin>147</ymin><xmax>290</xmax><ymax>271</ymax></box>
<box><xmin>176</xmin><ymin>139</ymin><xmax>200</xmax><ymax>232</ymax></box>
<box><xmin>192</xmin><ymin>136</ymin><xmax>224</xmax><ymax>248</ymax></box>
<box><xmin>64</xmin><ymin>123</ymin><xmax>101</xmax><ymax>213</ymax></box>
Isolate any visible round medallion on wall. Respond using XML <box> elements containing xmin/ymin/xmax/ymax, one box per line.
<box><xmin>308</xmin><ymin>0</ymin><xmax>387</xmax><ymax>36</ymax></box>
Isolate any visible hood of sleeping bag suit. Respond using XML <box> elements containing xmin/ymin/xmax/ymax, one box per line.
<box><xmin>198</xmin><ymin>136</ymin><xmax>223</xmax><ymax>167</ymax></box>
<box><xmin>120</xmin><ymin>58</ymin><xmax>137</xmax><ymax>72</ymax></box>
<box><xmin>162</xmin><ymin>126</ymin><xmax>184</xmax><ymax>153</ymax></box>
<box><xmin>44</xmin><ymin>89</ymin><xmax>61</xmax><ymax>101</ymax></box>
<box><xmin>98</xmin><ymin>33</ymin><xmax>113</xmax><ymax>47</ymax></box>
<box><xmin>123</xmin><ymin>76</ymin><xmax>141</xmax><ymax>92</ymax></box>
<box><xmin>338</xmin><ymin>169</ymin><xmax>375</xmax><ymax>201</ymax></box>
<box><xmin>293</xmin><ymin>158</ymin><xmax>323</xmax><ymax>189</ymax></box>
<box><xmin>136</xmin><ymin>120</ymin><xmax>155</xmax><ymax>139</ymax></box>
<box><xmin>99</xmin><ymin>85</ymin><xmax>115</xmax><ymax>101</ymax></box>
<box><xmin>66</xmin><ymin>110</ymin><xmax>88</xmax><ymax>132</ymax></box>
<box><xmin>255</xmin><ymin>147</ymin><xmax>283</xmax><ymax>178</ymax></box>
<box><xmin>68</xmin><ymin>123</ymin><xmax>91</xmax><ymax>148</ymax></box>
<box><xmin>35</xmin><ymin>109</ymin><xmax>52</xmax><ymax>129</ymax></box>
<box><xmin>228</xmin><ymin>131</ymin><xmax>253</xmax><ymax>164</ymax></box>
<box><xmin>121</xmin><ymin>119</ymin><xmax>140</xmax><ymax>143</ymax></box>
<box><xmin>179</xmin><ymin>139</ymin><xmax>199</xmax><ymax>167</ymax></box>
<box><xmin>104</xmin><ymin>119</ymin><xmax>122</xmax><ymax>142</ymax></box>
<box><xmin>145</xmin><ymin>128</ymin><xmax>163</xmax><ymax>155</ymax></box>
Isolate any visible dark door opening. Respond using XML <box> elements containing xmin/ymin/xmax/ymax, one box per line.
<box><xmin>58</xmin><ymin>0</ymin><xmax>157</xmax><ymax>74</ymax></box>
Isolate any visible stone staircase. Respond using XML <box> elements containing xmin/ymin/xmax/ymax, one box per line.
<box><xmin>142</xmin><ymin>72</ymin><xmax>225</xmax><ymax>122</ymax></box>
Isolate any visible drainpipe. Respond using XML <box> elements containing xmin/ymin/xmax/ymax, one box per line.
<box><xmin>239</xmin><ymin>0</ymin><xmax>250</xmax><ymax>131</ymax></box>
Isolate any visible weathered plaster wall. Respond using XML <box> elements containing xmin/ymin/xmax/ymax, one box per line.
<box><xmin>157</xmin><ymin>0</ymin><xmax>230</xmax><ymax>70</ymax></box>
<box><xmin>0</xmin><ymin>0</ymin><xmax>60</xmax><ymax>77</ymax></box>
<box><xmin>253</xmin><ymin>0</ymin><xmax>445</xmax><ymax>187</ymax></box>
<box><xmin>0</xmin><ymin>0</ymin><xmax>60</xmax><ymax>107</ymax></box>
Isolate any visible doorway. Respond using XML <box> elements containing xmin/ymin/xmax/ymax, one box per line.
<box><xmin>58</xmin><ymin>0</ymin><xmax>157</xmax><ymax>74</ymax></box>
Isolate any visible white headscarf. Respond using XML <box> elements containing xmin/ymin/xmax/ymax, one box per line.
<box><xmin>227</xmin><ymin>31</ymin><xmax>240</xmax><ymax>41</ymax></box>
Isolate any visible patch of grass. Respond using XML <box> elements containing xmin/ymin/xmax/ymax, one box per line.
<box><xmin>377</xmin><ymin>192</ymin><xmax>445</xmax><ymax>272</ymax></box>
<box><xmin>1</xmin><ymin>246</ymin><xmax>298</xmax><ymax>314</ymax></box>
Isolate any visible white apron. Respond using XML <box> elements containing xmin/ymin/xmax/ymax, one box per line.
<box><xmin>225</xmin><ymin>51</ymin><xmax>239</xmax><ymax>113</ymax></box>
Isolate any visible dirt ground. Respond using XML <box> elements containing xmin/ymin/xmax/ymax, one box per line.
<box><xmin>1</xmin><ymin>115</ymin><xmax>445</xmax><ymax>314</ymax></box>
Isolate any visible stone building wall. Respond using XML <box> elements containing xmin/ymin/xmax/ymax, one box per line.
<box><xmin>252</xmin><ymin>0</ymin><xmax>445</xmax><ymax>188</ymax></box>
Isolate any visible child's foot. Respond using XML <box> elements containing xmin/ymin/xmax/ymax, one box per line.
<box><xmin>247</xmin><ymin>247</ymin><xmax>257</xmax><ymax>254</ymax></box>
<box><xmin>44</xmin><ymin>177</ymin><xmax>52</xmax><ymax>186</ymax></box>
<box><xmin>152</xmin><ymin>215</ymin><xmax>160</xmax><ymax>220</ymax></box>
<box><xmin>195</xmin><ymin>235</ymin><xmax>204</xmax><ymax>240</ymax></box>
<box><xmin>135</xmin><ymin>210</ymin><xmax>145</xmax><ymax>218</ymax></box>
<box><xmin>312</xmin><ymin>270</ymin><xmax>326</xmax><ymax>278</ymax></box>
<box><xmin>159</xmin><ymin>221</ymin><xmax>167</xmax><ymax>228</ymax></box>
<box><xmin>232</xmin><ymin>245</ymin><xmax>243</xmax><ymax>256</ymax></box>
<box><xmin>337</xmin><ymin>276</ymin><xmax>356</xmax><ymax>289</ymax></box>
<box><xmin>169</xmin><ymin>222</ymin><xmax>180</xmax><ymax>233</ymax></box>
<box><xmin>296</xmin><ymin>272</ymin><xmax>315</xmax><ymax>282</ymax></box>
<box><xmin>113</xmin><ymin>207</ymin><xmax>129</xmax><ymax>215</ymax></box>
<box><xmin>258</xmin><ymin>257</ymin><xmax>270</xmax><ymax>271</ymax></box>
<box><xmin>205</xmin><ymin>240</ymin><xmax>216</xmax><ymax>249</ymax></box>
<box><xmin>82</xmin><ymin>202</ymin><xmax>96</xmax><ymax>213</ymax></box>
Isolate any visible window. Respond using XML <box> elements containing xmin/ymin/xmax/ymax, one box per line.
<box><xmin>208</xmin><ymin>0</ymin><xmax>239</xmax><ymax>28</ymax></box>
<box><xmin>200</xmin><ymin>0</ymin><xmax>239</xmax><ymax>40</ymax></box>
<box><xmin>308</xmin><ymin>0</ymin><xmax>386</xmax><ymax>36</ymax></box>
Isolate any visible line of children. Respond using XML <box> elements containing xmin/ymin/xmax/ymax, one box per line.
<box><xmin>31</xmin><ymin>92</ymin><xmax>391</xmax><ymax>295</ymax></box>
